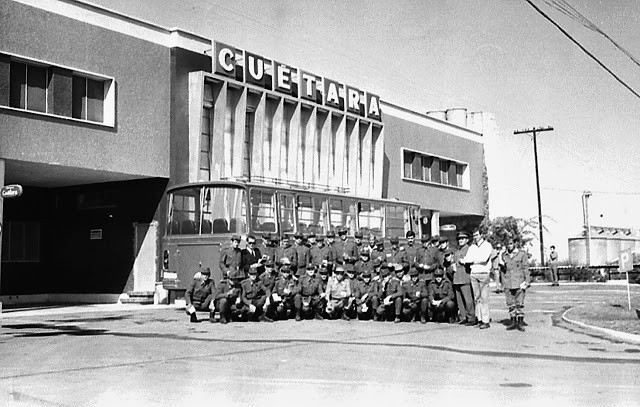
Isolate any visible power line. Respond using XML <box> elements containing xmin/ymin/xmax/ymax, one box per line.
<box><xmin>542</xmin><ymin>187</ymin><xmax>640</xmax><ymax>196</ymax></box>
<box><xmin>524</xmin><ymin>0</ymin><xmax>640</xmax><ymax>101</ymax></box>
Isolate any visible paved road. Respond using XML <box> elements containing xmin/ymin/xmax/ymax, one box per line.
<box><xmin>1</xmin><ymin>284</ymin><xmax>639</xmax><ymax>406</ymax></box>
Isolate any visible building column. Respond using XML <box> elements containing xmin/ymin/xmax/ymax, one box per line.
<box><xmin>251</xmin><ymin>92</ymin><xmax>266</xmax><ymax>180</ymax></box>
<box><xmin>360</xmin><ymin>121</ymin><xmax>372</xmax><ymax>198</ymax></box>
<box><xmin>0</xmin><ymin>159</ymin><xmax>4</xmax><ymax>325</ymax></box>
<box><xmin>288</xmin><ymin>103</ymin><xmax>301</xmax><ymax>184</ymax></box>
<box><xmin>188</xmin><ymin>72</ymin><xmax>205</xmax><ymax>183</ymax></box>
<box><xmin>332</xmin><ymin>114</ymin><xmax>346</xmax><ymax>190</ymax></box>
<box><xmin>232</xmin><ymin>88</ymin><xmax>247</xmax><ymax>179</ymax></box>
<box><xmin>270</xmin><ymin>98</ymin><xmax>284</xmax><ymax>180</ymax></box>
<box><xmin>372</xmin><ymin>125</ymin><xmax>384</xmax><ymax>198</ymax></box>
<box><xmin>318</xmin><ymin>111</ymin><xmax>330</xmax><ymax>188</ymax></box>
<box><xmin>430</xmin><ymin>211</ymin><xmax>440</xmax><ymax>237</ymax></box>
<box><xmin>211</xmin><ymin>82</ymin><xmax>228</xmax><ymax>181</ymax></box>
<box><xmin>346</xmin><ymin>118</ymin><xmax>358</xmax><ymax>194</ymax></box>
<box><xmin>303</xmin><ymin>107</ymin><xmax>317</xmax><ymax>186</ymax></box>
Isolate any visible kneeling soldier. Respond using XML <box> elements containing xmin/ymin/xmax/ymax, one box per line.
<box><xmin>214</xmin><ymin>268</ymin><xmax>244</xmax><ymax>324</ymax></box>
<box><xmin>241</xmin><ymin>264</ymin><xmax>272</xmax><ymax>322</ymax></box>
<box><xmin>354</xmin><ymin>270</ymin><xmax>381</xmax><ymax>320</ymax></box>
<box><xmin>294</xmin><ymin>264</ymin><xmax>324</xmax><ymax>321</ymax></box>
<box><xmin>427</xmin><ymin>268</ymin><xmax>456</xmax><ymax>323</ymax></box>
<box><xmin>185</xmin><ymin>267</ymin><xmax>216</xmax><ymax>323</ymax></box>
<box><xmin>402</xmin><ymin>268</ymin><xmax>429</xmax><ymax>323</ymax></box>
<box><xmin>325</xmin><ymin>265</ymin><xmax>352</xmax><ymax>320</ymax></box>
<box><xmin>267</xmin><ymin>263</ymin><xmax>298</xmax><ymax>320</ymax></box>
<box><xmin>377</xmin><ymin>263</ymin><xmax>405</xmax><ymax>322</ymax></box>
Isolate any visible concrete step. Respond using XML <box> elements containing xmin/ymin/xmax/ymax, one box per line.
<box><xmin>120</xmin><ymin>296</ymin><xmax>154</xmax><ymax>304</ymax></box>
<box><xmin>128</xmin><ymin>291</ymin><xmax>155</xmax><ymax>298</ymax></box>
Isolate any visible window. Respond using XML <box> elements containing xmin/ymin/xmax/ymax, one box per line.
<box><xmin>358</xmin><ymin>201</ymin><xmax>383</xmax><ymax>237</ymax></box>
<box><xmin>1</xmin><ymin>221</ymin><xmax>40</xmax><ymax>262</ymax></box>
<box><xmin>385</xmin><ymin>205</ymin><xmax>408</xmax><ymax>238</ymax></box>
<box><xmin>401</xmin><ymin>148</ymin><xmax>468</xmax><ymax>189</ymax></box>
<box><xmin>250</xmin><ymin>189</ymin><xmax>276</xmax><ymax>232</ymax></box>
<box><xmin>297</xmin><ymin>194</ymin><xmax>326</xmax><ymax>234</ymax></box>
<box><xmin>329</xmin><ymin>199</ymin><xmax>356</xmax><ymax>233</ymax></box>
<box><xmin>168</xmin><ymin>188</ymin><xmax>199</xmax><ymax>235</ymax></box>
<box><xmin>279</xmin><ymin>194</ymin><xmax>296</xmax><ymax>234</ymax></box>
<box><xmin>1</xmin><ymin>53</ymin><xmax>113</xmax><ymax>125</ymax></box>
<box><xmin>199</xmin><ymin>106</ymin><xmax>212</xmax><ymax>181</ymax></box>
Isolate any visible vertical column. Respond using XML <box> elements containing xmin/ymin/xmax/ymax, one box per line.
<box><xmin>304</xmin><ymin>107</ymin><xmax>317</xmax><ymax>186</ymax></box>
<box><xmin>232</xmin><ymin>88</ymin><xmax>248</xmax><ymax>179</ymax></box>
<box><xmin>346</xmin><ymin>118</ymin><xmax>359</xmax><ymax>194</ymax></box>
<box><xmin>332</xmin><ymin>114</ymin><xmax>346</xmax><ymax>191</ymax></box>
<box><xmin>211</xmin><ymin>82</ymin><xmax>227</xmax><ymax>181</ymax></box>
<box><xmin>270</xmin><ymin>98</ymin><xmax>284</xmax><ymax>180</ymax></box>
<box><xmin>372</xmin><ymin>125</ymin><xmax>384</xmax><ymax>198</ymax></box>
<box><xmin>288</xmin><ymin>102</ymin><xmax>301</xmax><ymax>184</ymax></box>
<box><xmin>318</xmin><ymin>111</ymin><xmax>330</xmax><ymax>188</ymax></box>
<box><xmin>188</xmin><ymin>72</ymin><xmax>205</xmax><ymax>183</ymax></box>
<box><xmin>251</xmin><ymin>92</ymin><xmax>266</xmax><ymax>180</ymax></box>
<box><xmin>430</xmin><ymin>211</ymin><xmax>440</xmax><ymax>237</ymax></box>
<box><xmin>0</xmin><ymin>159</ymin><xmax>4</xmax><ymax>324</ymax></box>
<box><xmin>361</xmin><ymin>121</ymin><xmax>372</xmax><ymax>197</ymax></box>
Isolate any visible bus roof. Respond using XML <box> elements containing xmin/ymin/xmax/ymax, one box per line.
<box><xmin>166</xmin><ymin>180</ymin><xmax>420</xmax><ymax>207</ymax></box>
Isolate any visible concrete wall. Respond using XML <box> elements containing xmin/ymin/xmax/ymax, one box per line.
<box><xmin>0</xmin><ymin>0</ymin><xmax>170</xmax><ymax>179</ymax></box>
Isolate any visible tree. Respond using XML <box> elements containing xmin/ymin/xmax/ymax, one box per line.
<box><xmin>480</xmin><ymin>216</ymin><xmax>539</xmax><ymax>248</ymax></box>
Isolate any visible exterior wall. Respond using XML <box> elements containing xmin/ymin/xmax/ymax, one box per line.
<box><xmin>0</xmin><ymin>0</ymin><xmax>171</xmax><ymax>179</ymax></box>
<box><xmin>382</xmin><ymin>103</ymin><xmax>486</xmax><ymax>217</ymax></box>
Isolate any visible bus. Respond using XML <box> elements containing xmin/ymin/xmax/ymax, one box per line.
<box><xmin>161</xmin><ymin>180</ymin><xmax>422</xmax><ymax>289</ymax></box>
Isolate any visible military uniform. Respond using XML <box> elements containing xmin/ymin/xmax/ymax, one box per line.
<box><xmin>401</xmin><ymin>270</ymin><xmax>429</xmax><ymax>322</ymax></box>
<box><xmin>219</xmin><ymin>236</ymin><xmax>243</xmax><ymax>278</ymax></box>
<box><xmin>416</xmin><ymin>238</ymin><xmax>439</xmax><ymax>283</ymax></box>
<box><xmin>294</xmin><ymin>270</ymin><xmax>324</xmax><ymax>320</ymax></box>
<box><xmin>259</xmin><ymin>265</ymin><xmax>278</xmax><ymax>293</ymax></box>
<box><xmin>354</xmin><ymin>257</ymin><xmax>373</xmax><ymax>276</ymax></box>
<box><xmin>500</xmin><ymin>246</ymin><xmax>530</xmax><ymax>331</ymax></box>
<box><xmin>214</xmin><ymin>269</ymin><xmax>244</xmax><ymax>324</ymax></box>
<box><xmin>240</xmin><ymin>270</ymin><xmax>271</xmax><ymax>321</ymax></box>
<box><xmin>353</xmin><ymin>274</ymin><xmax>381</xmax><ymax>320</ymax></box>
<box><xmin>453</xmin><ymin>234</ymin><xmax>475</xmax><ymax>325</ymax></box>
<box><xmin>427</xmin><ymin>274</ymin><xmax>456</xmax><ymax>322</ymax></box>
<box><xmin>262</xmin><ymin>234</ymin><xmax>279</xmax><ymax>264</ymax></box>
<box><xmin>324</xmin><ymin>267</ymin><xmax>352</xmax><ymax>320</ymax></box>
<box><xmin>293</xmin><ymin>234</ymin><xmax>311</xmax><ymax>276</ymax></box>
<box><xmin>275</xmin><ymin>239</ymin><xmax>298</xmax><ymax>269</ymax></box>
<box><xmin>185</xmin><ymin>271</ymin><xmax>216</xmax><ymax>322</ymax></box>
<box><xmin>385</xmin><ymin>238</ymin><xmax>409</xmax><ymax>269</ymax></box>
<box><xmin>268</xmin><ymin>270</ymin><xmax>298</xmax><ymax>320</ymax></box>
<box><xmin>376</xmin><ymin>269</ymin><xmax>404</xmax><ymax>322</ymax></box>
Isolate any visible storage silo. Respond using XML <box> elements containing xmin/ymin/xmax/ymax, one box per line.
<box><xmin>467</xmin><ymin>111</ymin><xmax>484</xmax><ymax>133</ymax></box>
<box><xmin>445</xmin><ymin>108</ymin><xmax>467</xmax><ymax>127</ymax></box>
<box><xmin>426</xmin><ymin>110</ymin><xmax>447</xmax><ymax>121</ymax></box>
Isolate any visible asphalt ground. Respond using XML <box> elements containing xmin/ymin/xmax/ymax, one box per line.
<box><xmin>1</xmin><ymin>283</ymin><xmax>639</xmax><ymax>407</ymax></box>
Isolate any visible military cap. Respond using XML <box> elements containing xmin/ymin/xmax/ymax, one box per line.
<box><xmin>270</xmin><ymin>235</ymin><xmax>280</xmax><ymax>242</ymax></box>
<box><xmin>362</xmin><ymin>270</ymin><xmax>372</xmax><ymax>278</ymax></box>
<box><xmin>393</xmin><ymin>263</ymin><xmax>404</xmax><ymax>272</ymax></box>
<box><xmin>280</xmin><ymin>257</ymin><xmax>291</xmax><ymax>265</ymax></box>
<box><xmin>456</xmin><ymin>231</ymin><xmax>470</xmax><ymax>239</ymax></box>
<box><xmin>390</xmin><ymin>236</ymin><xmax>400</xmax><ymax>244</ymax></box>
<box><xmin>444</xmin><ymin>249</ymin><xmax>454</xmax><ymax>256</ymax></box>
<box><xmin>201</xmin><ymin>267</ymin><xmax>211</xmax><ymax>275</ymax></box>
<box><xmin>421</xmin><ymin>235</ymin><xmax>430</xmax><ymax>243</ymax></box>
<box><xmin>316</xmin><ymin>235</ymin><xmax>325</xmax><ymax>241</ymax></box>
<box><xmin>372</xmin><ymin>258</ymin><xmax>382</xmax><ymax>267</ymax></box>
<box><xmin>431</xmin><ymin>235</ymin><xmax>441</xmax><ymax>243</ymax></box>
<box><xmin>408</xmin><ymin>268</ymin><xmax>419</xmax><ymax>277</ymax></box>
<box><xmin>406</xmin><ymin>230</ymin><xmax>416</xmax><ymax>238</ymax></box>
<box><xmin>434</xmin><ymin>268</ymin><xmax>445</xmax><ymax>277</ymax></box>
<box><xmin>293</xmin><ymin>232</ymin><xmax>303</xmax><ymax>239</ymax></box>
<box><xmin>439</xmin><ymin>236</ymin><xmax>449</xmax><ymax>243</ymax></box>
<box><xmin>360</xmin><ymin>250</ymin><xmax>370</xmax><ymax>257</ymax></box>
<box><xmin>306</xmin><ymin>264</ymin><xmax>316</xmax><ymax>271</ymax></box>
<box><xmin>326</xmin><ymin>231</ymin><xmax>336</xmax><ymax>238</ymax></box>
<box><xmin>282</xmin><ymin>233</ymin><xmax>291</xmax><ymax>240</ymax></box>
<box><xmin>231</xmin><ymin>234</ymin><xmax>242</xmax><ymax>241</ymax></box>
<box><xmin>337</xmin><ymin>227</ymin><xmax>348</xmax><ymax>235</ymax></box>
<box><xmin>264</xmin><ymin>260</ymin><xmax>275</xmax><ymax>268</ymax></box>
<box><xmin>334</xmin><ymin>265</ymin><xmax>345</xmax><ymax>274</ymax></box>
<box><xmin>319</xmin><ymin>267</ymin><xmax>329</xmax><ymax>274</ymax></box>
<box><xmin>280</xmin><ymin>264</ymin><xmax>291</xmax><ymax>272</ymax></box>
<box><xmin>263</xmin><ymin>232</ymin><xmax>272</xmax><ymax>240</ymax></box>
<box><xmin>248</xmin><ymin>264</ymin><xmax>260</xmax><ymax>274</ymax></box>
<box><xmin>308</xmin><ymin>233</ymin><xmax>316</xmax><ymax>239</ymax></box>
<box><xmin>354</xmin><ymin>231</ymin><xmax>363</xmax><ymax>239</ymax></box>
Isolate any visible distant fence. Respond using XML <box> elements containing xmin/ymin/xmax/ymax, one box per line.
<box><xmin>528</xmin><ymin>265</ymin><xmax>640</xmax><ymax>283</ymax></box>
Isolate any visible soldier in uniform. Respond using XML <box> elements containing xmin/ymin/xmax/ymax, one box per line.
<box><xmin>385</xmin><ymin>237</ymin><xmax>408</xmax><ymax>269</ymax></box>
<box><xmin>324</xmin><ymin>265</ymin><xmax>352</xmax><ymax>320</ymax></box>
<box><xmin>214</xmin><ymin>267</ymin><xmax>244</xmax><ymax>324</ymax></box>
<box><xmin>293</xmin><ymin>232</ymin><xmax>311</xmax><ymax>277</ymax></box>
<box><xmin>353</xmin><ymin>231</ymin><xmax>364</xmax><ymax>259</ymax></box>
<box><xmin>262</xmin><ymin>233</ymin><xmax>278</xmax><ymax>264</ymax></box>
<box><xmin>259</xmin><ymin>261</ymin><xmax>278</xmax><ymax>293</ymax></box>
<box><xmin>366</xmin><ymin>234</ymin><xmax>377</xmax><ymax>257</ymax></box>
<box><xmin>240</xmin><ymin>264</ymin><xmax>272</xmax><ymax>322</ymax></box>
<box><xmin>404</xmin><ymin>231</ymin><xmax>419</xmax><ymax>269</ymax></box>
<box><xmin>275</xmin><ymin>234</ymin><xmax>298</xmax><ymax>272</ymax></box>
<box><xmin>344</xmin><ymin>263</ymin><xmax>359</xmax><ymax>318</ymax></box>
<box><xmin>335</xmin><ymin>227</ymin><xmax>355</xmax><ymax>264</ymax></box>
<box><xmin>354</xmin><ymin>250</ymin><xmax>373</xmax><ymax>277</ymax></box>
<box><xmin>353</xmin><ymin>269</ymin><xmax>381</xmax><ymax>320</ymax></box>
<box><xmin>499</xmin><ymin>238</ymin><xmax>531</xmax><ymax>331</ymax></box>
<box><xmin>310</xmin><ymin>235</ymin><xmax>333</xmax><ymax>266</ymax></box>
<box><xmin>240</xmin><ymin>234</ymin><xmax>263</xmax><ymax>275</ymax></box>
<box><xmin>371</xmin><ymin>238</ymin><xmax>386</xmax><ymax>263</ymax></box>
<box><xmin>401</xmin><ymin>268</ymin><xmax>429</xmax><ymax>323</ymax></box>
<box><xmin>294</xmin><ymin>264</ymin><xmax>324</xmax><ymax>320</ymax></box>
<box><xmin>326</xmin><ymin>231</ymin><xmax>339</xmax><ymax>264</ymax></box>
<box><xmin>427</xmin><ymin>268</ymin><xmax>456</xmax><ymax>322</ymax></box>
<box><xmin>453</xmin><ymin>231</ymin><xmax>475</xmax><ymax>326</ymax></box>
<box><xmin>416</xmin><ymin>236</ymin><xmax>436</xmax><ymax>284</ymax></box>
<box><xmin>219</xmin><ymin>234</ymin><xmax>243</xmax><ymax>278</ymax></box>
<box><xmin>316</xmin><ymin>262</ymin><xmax>331</xmax><ymax>318</ymax></box>
<box><xmin>436</xmin><ymin>236</ymin><xmax>451</xmax><ymax>269</ymax></box>
<box><xmin>185</xmin><ymin>267</ymin><xmax>216</xmax><ymax>323</ymax></box>
<box><xmin>267</xmin><ymin>262</ymin><xmax>298</xmax><ymax>320</ymax></box>
<box><xmin>307</xmin><ymin>233</ymin><xmax>317</xmax><ymax>248</ymax></box>
<box><xmin>377</xmin><ymin>263</ymin><xmax>404</xmax><ymax>322</ymax></box>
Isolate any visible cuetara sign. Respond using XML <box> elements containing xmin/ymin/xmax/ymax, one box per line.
<box><xmin>213</xmin><ymin>41</ymin><xmax>382</xmax><ymax>121</ymax></box>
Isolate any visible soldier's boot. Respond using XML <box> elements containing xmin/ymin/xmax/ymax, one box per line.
<box><xmin>506</xmin><ymin>317</ymin><xmax>518</xmax><ymax>331</ymax></box>
<box><xmin>341</xmin><ymin>312</ymin><xmax>350</xmax><ymax>321</ymax></box>
<box><xmin>420</xmin><ymin>313</ymin><xmax>427</xmax><ymax>324</ymax></box>
<box><xmin>190</xmin><ymin>313</ymin><xmax>198</xmax><ymax>323</ymax></box>
<box><xmin>394</xmin><ymin>315</ymin><xmax>401</xmax><ymax>323</ymax></box>
<box><xmin>373</xmin><ymin>313</ymin><xmax>380</xmax><ymax>322</ymax></box>
<box><xmin>220</xmin><ymin>315</ymin><xmax>228</xmax><ymax>324</ymax></box>
<box><xmin>314</xmin><ymin>311</ymin><xmax>324</xmax><ymax>320</ymax></box>
<box><xmin>209</xmin><ymin>312</ymin><xmax>216</xmax><ymax>323</ymax></box>
<box><xmin>516</xmin><ymin>316</ymin><xmax>526</xmax><ymax>332</ymax></box>
<box><xmin>295</xmin><ymin>312</ymin><xmax>302</xmax><ymax>322</ymax></box>
<box><xmin>259</xmin><ymin>314</ymin><xmax>274</xmax><ymax>322</ymax></box>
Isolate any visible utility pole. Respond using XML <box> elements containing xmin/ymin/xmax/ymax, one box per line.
<box><xmin>582</xmin><ymin>191</ymin><xmax>592</xmax><ymax>266</ymax></box>
<box><xmin>514</xmin><ymin>126</ymin><xmax>554</xmax><ymax>266</ymax></box>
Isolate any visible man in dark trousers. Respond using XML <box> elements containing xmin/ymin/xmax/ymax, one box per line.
<box><xmin>240</xmin><ymin>234</ymin><xmax>263</xmax><ymax>275</ymax></box>
<box><xmin>240</xmin><ymin>264</ymin><xmax>272</xmax><ymax>322</ymax></box>
<box><xmin>453</xmin><ymin>231</ymin><xmax>475</xmax><ymax>326</ymax></box>
<box><xmin>428</xmin><ymin>268</ymin><xmax>456</xmax><ymax>323</ymax></box>
<box><xmin>377</xmin><ymin>263</ymin><xmax>405</xmax><ymax>322</ymax></box>
<box><xmin>293</xmin><ymin>232</ymin><xmax>311</xmax><ymax>276</ymax></box>
<box><xmin>219</xmin><ymin>235</ymin><xmax>244</xmax><ymax>278</ymax></box>
<box><xmin>401</xmin><ymin>268</ymin><xmax>429</xmax><ymax>323</ymax></box>
<box><xmin>185</xmin><ymin>267</ymin><xmax>216</xmax><ymax>323</ymax></box>
<box><xmin>500</xmin><ymin>238</ymin><xmax>531</xmax><ymax>331</ymax></box>
<box><xmin>294</xmin><ymin>264</ymin><xmax>324</xmax><ymax>320</ymax></box>
<box><xmin>268</xmin><ymin>262</ymin><xmax>298</xmax><ymax>320</ymax></box>
<box><xmin>214</xmin><ymin>267</ymin><xmax>244</xmax><ymax>324</ymax></box>
<box><xmin>310</xmin><ymin>235</ymin><xmax>333</xmax><ymax>267</ymax></box>
<box><xmin>548</xmin><ymin>245</ymin><xmax>559</xmax><ymax>286</ymax></box>
<box><xmin>404</xmin><ymin>231</ymin><xmax>419</xmax><ymax>269</ymax></box>
<box><xmin>353</xmin><ymin>269</ymin><xmax>380</xmax><ymax>320</ymax></box>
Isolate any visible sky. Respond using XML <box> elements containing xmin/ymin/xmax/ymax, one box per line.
<box><xmin>91</xmin><ymin>0</ymin><xmax>640</xmax><ymax>261</ymax></box>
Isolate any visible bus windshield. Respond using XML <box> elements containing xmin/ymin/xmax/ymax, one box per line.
<box><xmin>167</xmin><ymin>186</ymin><xmax>247</xmax><ymax>235</ymax></box>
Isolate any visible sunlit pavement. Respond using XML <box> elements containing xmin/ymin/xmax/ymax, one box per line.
<box><xmin>1</xmin><ymin>284</ymin><xmax>639</xmax><ymax>406</ymax></box>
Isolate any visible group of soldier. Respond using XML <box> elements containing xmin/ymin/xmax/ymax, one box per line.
<box><xmin>185</xmin><ymin>226</ymin><xmax>531</xmax><ymax>332</ymax></box>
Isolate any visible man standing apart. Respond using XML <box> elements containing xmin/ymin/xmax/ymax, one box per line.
<box><xmin>463</xmin><ymin>228</ymin><xmax>493</xmax><ymax>329</ymax></box>
<box><xmin>500</xmin><ymin>239</ymin><xmax>531</xmax><ymax>331</ymax></box>
<box><xmin>548</xmin><ymin>245</ymin><xmax>559</xmax><ymax>286</ymax></box>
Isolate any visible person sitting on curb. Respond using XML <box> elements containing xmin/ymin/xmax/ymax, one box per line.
<box><xmin>185</xmin><ymin>267</ymin><xmax>215</xmax><ymax>323</ymax></box>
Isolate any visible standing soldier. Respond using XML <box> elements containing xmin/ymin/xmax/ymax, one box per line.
<box><xmin>500</xmin><ymin>238</ymin><xmax>531</xmax><ymax>331</ymax></box>
<box><xmin>344</xmin><ymin>263</ymin><xmax>359</xmax><ymax>318</ymax></box>
<box><xmin>293</xmin><ymin>232</ymin><xmax>311</xmax><ymax>277</ymax></box>
<box><xmin>326</xmin><ymin>231</ymin><xmax>339</xmax><ymax>264</ymax></box>
<box><xmin>427</xmin><ymin>268</ymin><xmax>456</xmax><ymax>323</ymax></box>
<box><xmin>404</xmin><ymin>231</ymin><xmax>419</xmax><ymax>269</ymax></box>
<box><xmin>436</xmin><ymin>236</ymin><xmax>451</xmax><ymax>269</ymax></box>
<box><xmin>377</xmin><ymin>264</ymin><xmax>404</xmax><ymax>322</ymax></box>
<box><xmin>371</xmin><ymin>237</ymin><xmax>386</xmax><ymax>263</ymax></box>
<box><xmin>310</xmin><ymin>235</ymin><xmax>333</xmax><ymax>266</ymax></box>
<box><xmin>401</xmin><ymin>268</ymin><xmax>429</xmax><ymax>323</ymax></box>
<box><xmin>240</xmin><ymin>264</ymin><xmax>272</xmax><ymax>322</ymax></box>
<box><xmin>336</xmin><ymin>227</ymin><xmax>355</xmax><ymax>264</ymax></box>
<box><xmin>366</xmin><ymin>234</ymin><xmax>377</xmax><ymax>256</ymax></box>
<box><xmin>214</xmin><ymin>267</ymin><xmax>244</xmax><ymax>324</ymax></box>
<box><xmin>307</xmin><ymin>233</ymin><xmax>317</xmax><ymax>248</ymax></box>
<box><xmin>185</xmin><ymin>267</ymin><xmax>216</xmax><ymax>323</ymax></box>
<box><xmin>386</xmin><ymin>237</ymin><xmax>408</xmax><ymax>269</ymax></box>
<box><xmin>262</xmin><ymin>233</ymin><xmax>278</xmax><ymax>264</ymax></box>
<box><xmin>240</xmin><ymin>235</ymin><xmax>263</xmax><ymax>276</ymax></box>
<box><xmin>453</xmin><ymin>231</ymin><xmax>475</xmax><ymax>326</ymax></box>
<box><xmin>268</xmin><ymin>262</ymin><xmax>298</xmax><ymax>320</ymax></box>
<box><xmin>275</xmin><ymin>234</ymin><xmax>298</xmax><ymax>271</ymax></box>
<box><xmin>352</xmin><ymin>231</ymin><xmax>364</xmax><ymax>259</ymax></box>
<box><xmin>416</xmin><ymin>236</ymin><xmax>434</xmax><ymax>283</ymax></box>
<box><xmin>219</xmin><ymin>235</ymin><xmax>243</xmax><ymax>278</ymax></box>
<box><xmin>324</xmin><ymin>265</ymin><xmax>352</xmax><ymax>320</ymax></box>
<box><xmin>294</xmin><ymin>265</ymin><xmax>324</xmax><ymax>321</ymax></box>
<box><xmin>316</xmin><ymin>262</ymin><xmax>331</xmax><ymax>318</ymax></box>
<box><xmin>548</xmin><ymin>245</ymin><xmax>559</xmax><ymax>286</ymax></box>
<box><xmin>353</xmin><ymin>270</ymin><xmax>380</xmax><ymax>320</ymax></box>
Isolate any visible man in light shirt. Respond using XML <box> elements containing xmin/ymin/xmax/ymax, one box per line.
<box><xmin>463</xmin><ymin>228</ymin><xmax>493</xmax><ymax>329</ymax></box>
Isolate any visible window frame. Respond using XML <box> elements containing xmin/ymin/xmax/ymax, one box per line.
<box><xmin>400</xmin><ymin>147</ymin><xmax>470</xmax><ymax>191</ymax></box>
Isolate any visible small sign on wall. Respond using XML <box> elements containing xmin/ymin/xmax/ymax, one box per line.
<box><xmin>90</xmin><ymin>229</ymin><xmax>103</xmax><ymax>240</ymax></box>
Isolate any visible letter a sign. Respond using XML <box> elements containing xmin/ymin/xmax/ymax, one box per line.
<box><xmin>619</xmin><ymin>249</ymin><xmax>633</xmax><ymax>273</ymax></box>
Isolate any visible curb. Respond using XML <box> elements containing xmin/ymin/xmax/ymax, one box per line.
<box><xmin>1</xmin><ymin>303</ymin><xmax>183</xmax><ymax>320</ymax></box>
<box><xmin>561</xmin><ymin>307</ymin><xmax>640</xmax><ymax>345</ymax></box>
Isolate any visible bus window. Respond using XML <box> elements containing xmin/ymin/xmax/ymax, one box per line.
<box><xmin>329</xmin><ymin>199</ymin><xmax>356</xmax><ymax>234</ymax></box>
<box><xmin>250</xmin><ymin>189</ymin><xmax>277</xmax><ymax>233</ymax></box>
<box><xmin>279</xmin><ymin>194</ymin><xmax>296</xmax><ymax>234</ymax></box>
<box><xmin>201</xmin><ymin>187</ymin><xmax>247</xmax><ymax>234</ymax></box>
<box><xmin>385</xmin><ymin>204</ymin><xmax>408</xmax><ymax>238</ymax></box>
<box><xmin>168</xmin><ymin>187</ymin><xmax>199</xmax><ymax>235</ymax></box>
<box><xmin>358</xmin><ymin>201</ymin><xmax>383</xmax><ymax>237</ymax></box>
<box><xmin>297</xmin><ymin>194</ymin><xmax>326</xmax><ymax>235</ymax></box>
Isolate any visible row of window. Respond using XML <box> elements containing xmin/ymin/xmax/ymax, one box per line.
<box><xmin>0</xmin><ymin>53</ymin><xmax>111</xmax><ymax>124</ymax></box>
<box><xmin>402</xmin><ymin>149</ymin><xmax>467</xmax><ymax>189</ymax></box>
<box><xmin>168</xmin><ymin>186</ymin><xmax>418</xmax><ymax>238</ymax></box>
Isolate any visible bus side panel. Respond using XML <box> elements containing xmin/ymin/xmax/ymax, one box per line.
<box><xmin>175</xmin><ymin>243</ymin><xmax>223</xmax><ymax>286</ymax></box>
